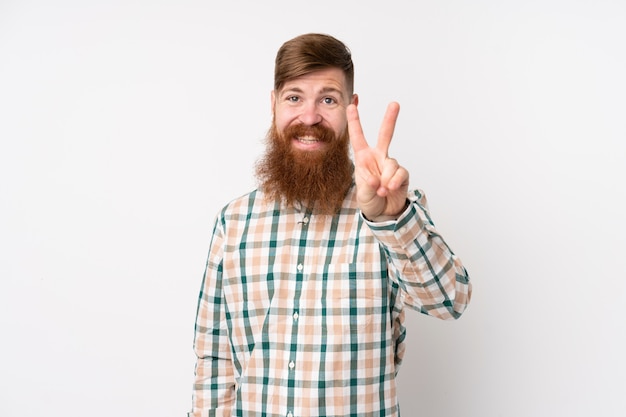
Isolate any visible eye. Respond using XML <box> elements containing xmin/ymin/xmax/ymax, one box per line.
<box><xmin>287</xmin><ymin>95</ymin><xmax>300</xmax><ymax>103</ymax></box>
<box><xmin>322</xmin><ymin>97</ymin><xmax>336</xmax><ymax>105</ymax></box>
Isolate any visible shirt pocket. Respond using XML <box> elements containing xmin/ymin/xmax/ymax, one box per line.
<box><xmin>323</xmin><ymin>262</ymin><xmax>388</xmax><ymax>337</ymax></box>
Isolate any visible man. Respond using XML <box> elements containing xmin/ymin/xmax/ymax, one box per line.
<box><xmin>188</xmin><ymin>33</ymin><xmax>472</xmax><ymax>417</ymax></box>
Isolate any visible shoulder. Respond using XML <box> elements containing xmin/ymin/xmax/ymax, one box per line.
<box><xmin>218</xmin><ymin>188</ymin><xmax>276</xmax><ymax>220</ymax></box>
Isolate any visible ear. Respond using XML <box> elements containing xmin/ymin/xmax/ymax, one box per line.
<box><xmin>351</xmin><ymin>93</ymin><xmax>359</xmax><ymax>107</ymax></box>
<box><xmin>271</xmin><ymin>90</ymin><xmax>276</xmax><ymax>113</ymax></box>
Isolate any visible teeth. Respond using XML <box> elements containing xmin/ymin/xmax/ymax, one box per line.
<box><xmin>297</xmin><ymin>136</ymin><xmax>319</xmax><ymax>143</ymax></box>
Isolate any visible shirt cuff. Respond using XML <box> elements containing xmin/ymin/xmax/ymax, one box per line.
<box><xmin>364</xmin><ymin>196</ymin><xmax>436</xmax><ymax>250</ymax></box>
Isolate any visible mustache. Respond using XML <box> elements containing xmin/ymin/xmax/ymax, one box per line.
<box><xmin>281</xmin><ymin>123</ymin><xmax>336</xmax><ymax>143</ymax></box>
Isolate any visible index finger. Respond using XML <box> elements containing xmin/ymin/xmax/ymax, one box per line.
<box><xmin>376</xmin><ymin>102</ymin><xmax>401</xmax><ymax>155</ymax></box>
<box><xmin>347</xmin><ymin>103</ymin><xmax>369</xmax><ymax>153</ymax></box>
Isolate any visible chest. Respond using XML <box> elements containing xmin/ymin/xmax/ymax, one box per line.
<box><xmin>220</xmin><ymin>211</ymin><xmax>392</xmax><ymax>344</ymax></box>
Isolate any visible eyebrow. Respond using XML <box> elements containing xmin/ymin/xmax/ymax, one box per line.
<box><xmin>319</xmin><ymin>86</ymin><xmax>344</xmax><ymax>96</ymax></box>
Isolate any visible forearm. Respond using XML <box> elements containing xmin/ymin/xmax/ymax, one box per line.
<box><xmin>188</xmin><ymin>222</ymin><xmax>236</xmax><ymax>416</ymax></box>
<box><xmin>189</xmin><ymin>330</ymin><xmax>236</xmax><ymax>416</ymax></box>
<box><xmin>365</xmin><ymin>190</ymin><xmax>472</xmax><ymax>319</ymax></box>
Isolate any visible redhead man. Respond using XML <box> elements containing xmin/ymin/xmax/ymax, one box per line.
<box><xmin>187</xmin><ymin>33</ymin><xmax>472</xmax><ymax>417</ymax></box>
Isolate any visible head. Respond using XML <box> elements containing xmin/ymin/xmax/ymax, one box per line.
<box><xmin>255</xmin><ymin>33</ymin><xmax>359</xmax><ymax>215</ymax></box>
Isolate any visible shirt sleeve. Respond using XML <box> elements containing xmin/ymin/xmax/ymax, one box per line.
<box><xmin>187</xmin><ymin>216</ymin><xmax>236</xmax><ymax>417</ymax></box>
<box><xmin>364</xmin><ymin>189</ymin><xmax>472</xmax><ymax>320</ymax></box>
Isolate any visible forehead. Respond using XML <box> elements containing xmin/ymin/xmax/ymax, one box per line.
<box><xmin>278</xmin><ymin>67</ymin><xmax>348</xmax><ymax>95</ymax></box>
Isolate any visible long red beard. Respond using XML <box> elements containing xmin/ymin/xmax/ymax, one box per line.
<box><xmin>255</xmin><ymin>121</ymin><xmax>354</xmax><ymax>215</ymax></box>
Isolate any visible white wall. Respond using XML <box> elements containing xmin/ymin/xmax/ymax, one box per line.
<box><xmin>1</xmin><ymin>1</ymin><xmax>624</xmax><ymax>416</ymax></box>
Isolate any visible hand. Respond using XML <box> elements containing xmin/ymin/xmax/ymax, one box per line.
<box><xmin>347</xmin><ymin>102</ymin><xmax>410</xmax><ymax>221</ymax></box>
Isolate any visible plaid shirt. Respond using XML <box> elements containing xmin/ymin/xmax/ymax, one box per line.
<box><xmin>188</xmin><ymin>186</ymin><xmax>471</xmax><ymax>417</ymax></box>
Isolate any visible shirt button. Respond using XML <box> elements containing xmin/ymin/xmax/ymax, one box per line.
<box><xmin>297</xmin><ymin>263</ymin><xmax>303</xmax><ymax>272</ymax></box>
<box><xmin>293</xmin><ymin>311</ymin><xmax>299</xmax><ymax>321</ymax></box>
<box><xmin>289</xmin><ymin>361</ymin><xmax>295</xmax><ymax>370</ymax></box>
<box><xmin>287</xmin><ymin>412</ymin><xmax>293</xmax><ymax>417</ymax></box>
<box><xmin>302</xmin><ymin>217</ymin><xmax>309</xmax><ymax>224</ymax></box>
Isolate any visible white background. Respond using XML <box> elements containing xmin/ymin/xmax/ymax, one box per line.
<box><xmin>1</xmin><ymin>1</ymin><xmax>625</xmax><ymax>416</ymax></box>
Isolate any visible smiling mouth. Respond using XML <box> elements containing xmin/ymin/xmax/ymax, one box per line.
<box><xmin>296</xmin><ymin>136</ymin><xmax>321</xmax><ymax>144</ymax></box>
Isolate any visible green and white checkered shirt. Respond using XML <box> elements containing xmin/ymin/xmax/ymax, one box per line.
<box><xmin>188</xmin><ymin>186</ymin><xmax>471</xmax><ymax>417</ymax></box>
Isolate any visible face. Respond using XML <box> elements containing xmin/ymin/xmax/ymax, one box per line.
<box><xmin>271</xmin><ymin>67</ymin><xmax>358</xmax><ymax>153</ymax></box>
<box><xmin>256</xmin><ymin>67</ymin><xmax>359</xmax><ymax>215</ymax></box>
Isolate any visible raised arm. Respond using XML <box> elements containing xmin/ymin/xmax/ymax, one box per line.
<box><xmin>348</xmin><ymin>102</ymin><xmax>471</xmax><ymax>319</ymax></box>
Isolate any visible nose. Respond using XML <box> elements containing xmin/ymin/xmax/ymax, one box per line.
<box><xmin>298</xmin><ymin>102</ymin><xmax>323</xmax><ymax>126</ymax></box>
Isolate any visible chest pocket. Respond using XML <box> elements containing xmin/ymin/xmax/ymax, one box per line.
<box><xmin>321</xmin><ymin>262</ymin><xmax>389</xmax><ymax>338</ymax></box>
